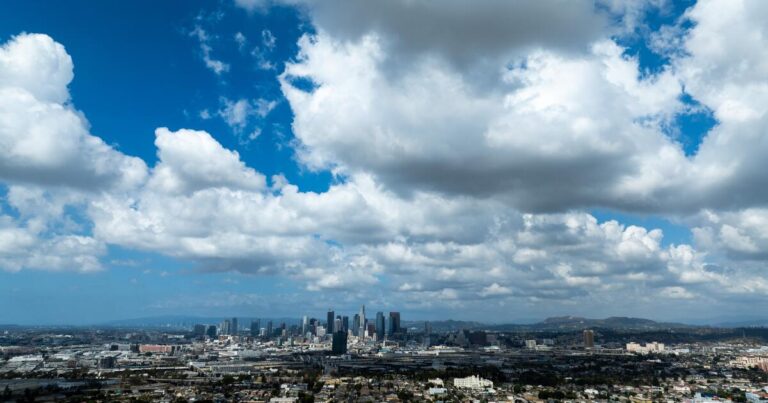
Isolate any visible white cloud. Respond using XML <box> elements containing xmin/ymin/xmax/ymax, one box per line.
<box><xmin>480</xmin><ymin>283</ymin><xmax>513</xmax><ymax>297</ymax></box>
<box><xmin>0</xmin><ymin>33</ymin><xmax>147</xmax><ymax>190</ymax></box>
<box><xmin>261</xmin><ymin>29</ymin><xmax>276</xmax><ymax>50</ymax></box>
<box><xmin>692</xmin><ymin>209</ymin><xmax>768</xmax><ymax>260</ymax></box>
<box><xmin>190</xmin><ymin>26</ymin><xmax>230</xmax><ymax>75</ymax></box>
<box><xmin>234</xmin><ymin>32</ymin><xmax>247</xmax><ymax>50</ymax></box>
<box><xmin>659</xmin><ymin>286</ymin><xmax>695</xmax><ymax>300</ymax></box>
<box><xmin>148</xmin><ymin>127</ymin><xmax>266</xmax><ymax>194</ymax></box>
<box><xmin>280</xmin><ymin>29</ymin><xmax>689</xmax><ymax>212</ymax></box>
<box><xmin>0</xmin><ymin>213</ymin><xmax>104</xmax><ymax>273</ymax></box>
<box><xmin>234</xmin><ymin>0</ymin><xmax>269</xmax><ymax>13</ymax></box>
<box><xmin>217</xmin><ymin>97</ymin><xmax>277</xmax><ymax>143</ymax></box>
<box><xmin>0</xmin><ymin>33</ymin><xmax>72</xmax><ymax>103</ymax></box>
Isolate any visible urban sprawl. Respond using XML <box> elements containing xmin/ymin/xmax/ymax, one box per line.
<box><xmin>3</xmin><ymin>311</ymin><xmax>768</xmax><ymax>402</ymax></box>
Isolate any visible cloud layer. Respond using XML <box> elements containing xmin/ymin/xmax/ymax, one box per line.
<box><xmin>3</xmin><ymin>0</ymin><xmax>768</xmax><ymax>319</ymax></box>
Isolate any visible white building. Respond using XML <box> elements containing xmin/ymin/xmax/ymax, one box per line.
<box><xmin>626</xmin><ymin>342</ymin><xmax>665</xmax><ymax>354</ymax></box>
<box><xmin>453</xmin><ymin>375</ymin><xmax>493</xmax><ymax>389</ymax></box>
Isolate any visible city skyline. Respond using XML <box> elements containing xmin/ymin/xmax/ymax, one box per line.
<box><xmin>4</xmin><ymin>0</ymin><xmax>768</xmax><ymax>325</ymax></box>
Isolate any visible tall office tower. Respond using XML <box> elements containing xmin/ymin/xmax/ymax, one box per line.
<box><xmin>231</xmin><ymin>317</ymin><xmax>238</xmax><ymax>335</ymax></box>
<box><xmin>359</xmin><ymin>305</ymin><xmax>366</xmax><ymax>337</ymax></box>
<box><xmin>366</xmin><ymin>322</ymin><xmax>376</xmax><ymax>339</ymax></box>
<box><xmin>375</xmin><ymin>312</ymin><xmax>385</xmax><ymax>341</ymax></box>
<box><xmin>424</xmin><ymin>321</ymin><xmax>432</xmax><ymax>335</ymax></box>
<box><xmin>250</xmin><ymin>319</ymin><xmax>260</xmax><ymax>337</ymax></box>
<box><xmin>342</xmin><ymin>316</ymin><xmax>349</xmax><ymax>333</ymax></box>
<box><xmin>193</xmin><ymin>324</ymin><xmax>206</xmax><ymax>337</ymax></box>
<box><xmin>388</xmin><ymin>312</ymin><xmax>402</xmax><ymax>336</ymax></box>
<box><xmin>583</xmin><ymin>329</ymin><xmax>595</xmax><ymax>348</ymax></box>
<box><xmin>424</xmin><ymin>321</ymin><xmax>432</xmax><ymax>347</ymax></box>
<box><xmin>266</xmin><ymin>321</ymin><xmax>273</xmax><ymax>338</ymax></box>
<box><xmin>327</xmin><ymin>309</ymin><xmax>335</xmax><ymax>333</ymax></box>
<box><xmin>352</xmin><ymin>314</ymin><xmax>360</xmax><ymax>336</ymax></box>
<box><xmin>310</xmin><ymin>318</ymin><xmax>318</xmax><ymax>335</ymax></box>
<box><xmin>220</xmin><ymin>319</ymin><xmax>231</xmax><ymax>336</ymax></box>
<box><xmin>334</xmin><ymin>318</ymin><xmax>342</xmax><ymax>335</ymax></box>
<box><xmin>206</xmin><ymin>325</ymin><xmax>217</xmax><ymax>339</ymax></box>
<box><xmin>332</xmin><ymin>330</ymin><xmax>348</xmax><ymax>355</ymax></box>
<box><xmin>302</xmin><ymin>316</ymin><xmax>308</xmax><ymax>335</ymax></box>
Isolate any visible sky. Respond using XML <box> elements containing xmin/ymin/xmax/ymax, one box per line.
<box><xmin>1</xmin><ymin>0</ymin><xmax>768</xmax><ymax>325</ymax></box>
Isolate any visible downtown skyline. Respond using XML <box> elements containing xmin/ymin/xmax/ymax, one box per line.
<box><xmin>3</xmin><ymin>0</ymin><xmax>768</xmax><ymax>325</ymax></box>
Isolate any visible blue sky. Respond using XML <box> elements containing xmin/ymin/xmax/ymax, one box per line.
<box><xmin>2</xmin><ymin>0</ymin><xmax>768</xmax><ymax>325</ymax></box>
<box><xmin>0</xmin><ymin>0</ymin><xmax>322</xmax><ymax>324</ymax></box>
<box><xmin>0</xmin><ymin>0</ymin><xmax>332</xmax><ymax>191</ymax></box>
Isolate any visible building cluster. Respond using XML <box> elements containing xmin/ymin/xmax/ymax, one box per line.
<box><xmin>187</xmin><ymin>306</ymin><xmax>409</xmax><ymax>357</ymax></box>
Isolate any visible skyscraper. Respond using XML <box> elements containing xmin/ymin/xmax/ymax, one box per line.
<box><xmin>342</xmin><ymin>316</ymin><xmax>349</xmax><ymax>333</ymax></box>
<box><xmin>266</xmin><ymin>321</ymin><xmax>273</xmax><ymax>338</ymax></box>
<box><xmin>193</xmin><ymin>324</ymin><xmax>206</xmax><ymax>337</ymax></box>
<box><xmin>375</xmin><ymin>312</ymin><xmax>385</xmax><ymax>341</ymax></box>
<box><xmin>352</xmin><ymin>314</ymin><xmax>360</xmax><ymax>336</ymax></box>
<box><xmin>332</xmin><ymin>330</ymin><xmax>347</xmax><ymax>355</ymax></box>
<box><xmin>250</xmin><ymin>319</ymin><xmax>260</xmax><ymax>337</ymax></box>
<box><xmin>220</xmin><ymin>319</ymin><xmax>231</xmax><ymax>336</ymax></box>
<box><xmin>388</xmin><ymin>312</ymin><xmax>401</xmax><ymax>336</ymax></box>
<box><xmin>231</xmin><ymin>317</ymin><xmax>238</xmax><ymax>335</ymax></box>
<box><xmin>583</xmin><ymin>329</ymin><xmax>595</xmax><ymax>348</ymax></box>
<box><xmin>358</xmin><ymin>305</ymin><xmax>366</xmax><ymax>338</ymax></box>
<box><xmin>302</xmin><ymin>315</ymin><xmax>308</xmax><ymax>335</ymax></box>
<box><xmin>206</xmin><ymin>325</ymin><xmax>217</xmax><ymax>339</ymax></box>
<box><xmin>327</xmin><ymin>309</ymin><xmax>335</xmax><ymax>334</ymax></box>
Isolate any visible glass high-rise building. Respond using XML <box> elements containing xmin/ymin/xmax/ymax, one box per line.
<box><xmin>358</xmin><ymin>305</ymin><xmax>366</xmax><ymax>337</ymax></box>
<box><xmin>375</xmin><ymin>312</ymin><xmax>385</xmax><ymax>341</ymax></box>
<box><xmin>388</xmin><ymin>312</ymin><xmax>401</xmax><ymax>336</ymax></box>
<box><xmin>327</xmin><ymin>309</ymin><xmax>335</xmax><ymax>333</ymax></box>
<box><xmin>220</xmin><ymin>319</ymin><xmax>231</xmax><ymax>336</ymax></box>
<box><xmin>342</xmin><ymin>316</ymin><xmax>349</xmax><ymax>333</ymax></box>
<box><xmin>352</xmin><ymin>314</ymin><xmax>360</xmax><ymax>336</ymax></box>
<box><xmin>206</xmin><ymin>325</ymin><xmax>217</xmax><ymax>339</ymax></box>
<box><xmin>332</xmin><ymin>330</ymin><xmax>347</xmax><ymax>355</ymax></box>
<box><xmin>250</xmin><ymin>319</ymin><xmax>260</xmax><ymax>337</ymax></box>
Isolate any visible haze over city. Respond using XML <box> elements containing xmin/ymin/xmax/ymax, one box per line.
<box><xmin>2</xmin><ymin>0</ymin><xmax>768</xmax><ymax>327</ymax></box>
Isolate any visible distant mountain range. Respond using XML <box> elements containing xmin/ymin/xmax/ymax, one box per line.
<box><xmin>522</xmin><ymin>316</ymin><xmax>696</xmax><ymax>331</ymax></box>
<box><xmin>405</xmin><ymin>316</ymin><xmax>699</xmax><ymax>332</ymax></box>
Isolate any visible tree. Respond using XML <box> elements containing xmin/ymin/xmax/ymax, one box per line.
<box><xmin>397</xmin><ymin>390</ymin><xmax>414</xmax><ymax>401</ymax></box>
<box><xmin>298</xmin><ymin>391</ymin><xmax>315</xmax><ymax>403</ymax></box>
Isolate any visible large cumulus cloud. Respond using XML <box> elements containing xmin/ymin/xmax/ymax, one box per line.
<box><xmin>0</xmin><ymin>34</ymin><xmax>147</xmax><ymax>190</ymax></box>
